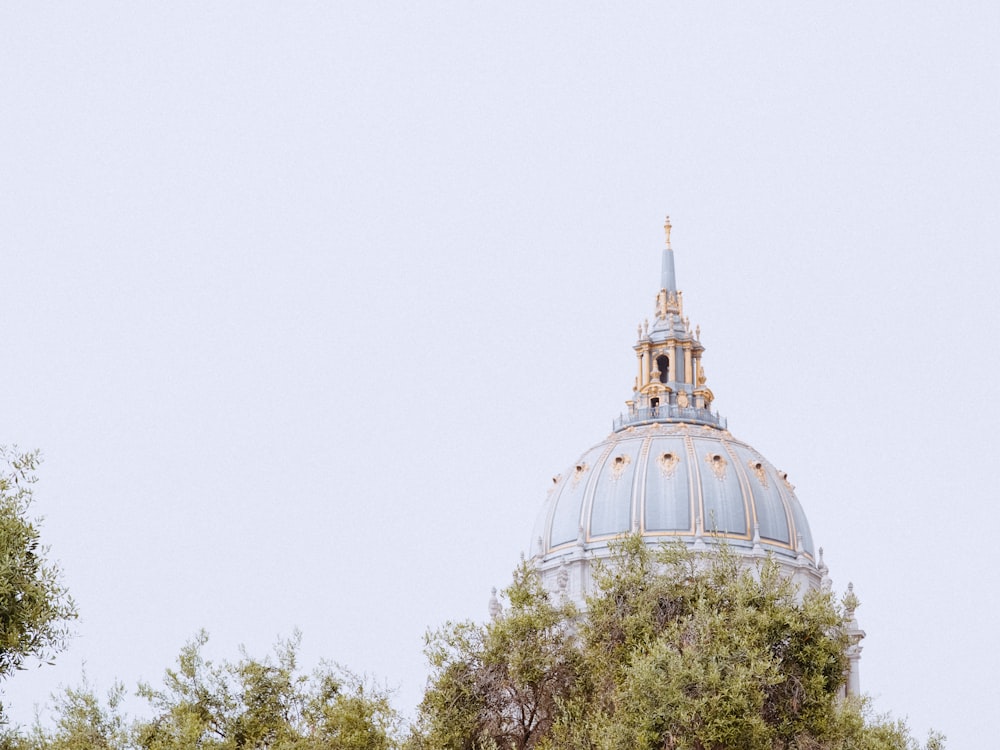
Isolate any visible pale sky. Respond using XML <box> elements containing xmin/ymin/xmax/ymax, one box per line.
<box><xmin>2</xmin><ymin>3</ymin><xmax>998</xmax><ymax>746</ymax></box>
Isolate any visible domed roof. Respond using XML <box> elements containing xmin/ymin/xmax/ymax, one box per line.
<box><xmin>530</xmin><ymin>217</ymin><xmax>819</xmax><ymax>588</ymax></box>
<box><xmin>530</xmin><ymin>422</ymin><xmax>815</xmax><ymax>562</ymax></box>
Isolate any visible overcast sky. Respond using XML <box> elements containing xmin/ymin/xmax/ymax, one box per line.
<box><xmin>2</xmin><ymin>3</ymin><xmax>998</xmax><ymax>746</ymax></box>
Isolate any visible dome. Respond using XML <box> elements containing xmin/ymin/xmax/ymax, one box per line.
<box><xmin>529</xmin><ymin>217</ymin><xmax>823</xmax><ymax>600</ymax></box>
<box><xmin>530</xmin><ymin>421</ymin><xmax>815</xmax><ymax>563</ymax></box>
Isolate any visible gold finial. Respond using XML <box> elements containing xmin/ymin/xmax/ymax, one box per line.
<box><xmin>664</xmin><ymin>215</ymin><xmax>672</xmax><ymax>249</ymax></box>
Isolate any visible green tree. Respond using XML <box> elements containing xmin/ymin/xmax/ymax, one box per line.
<box><xmin>0</xmin><ymin>447</ymin><xmax>77</xmax><ymax>718</ymax></box>
<box><xmin>563</xmin><ymin>537</ymin><xmax>945</xmax><ymax>750</ymax></box>
<box><xmin>21</xmin><ymin>678</ymin><xmax>131</xmax><ymax>750</ymax></box>
<box><xmin>411</xmin><ymin>561</ymin><xmax>582</xmax><ymax>750</ymax></box>
<box><xmin>0</xmin><ymin>632</ymin><xmax>399</xmax><ymax>750</ymax></box>
<box><xmin>568</xmin><ymin>537</ymin><xmax>853</xmax><ymax>750</ymax></box>
<box><xmin>412</xmin><ymin>537</ymin><xmax>944</xmax><ymax>750</ymax></box>
<box><xmin>135</xmin><ymin>630</ymin><xmax>398</xmax><ymax>750</ymax></box>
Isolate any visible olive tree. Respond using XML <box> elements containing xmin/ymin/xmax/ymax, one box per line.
<box><xmin>412</xmin><ymin>537</ymin><xmax>944</xmax><ymax>750</ymax></box>
<box><xmin>410</xmin><ymin>561</ymin><xmax>582</xmax><ymax>750</ymax></box>
<box><xmin>0</xmin><ymin>447</ymin><xmax>77</xmax><ymax>718</ymax></box>
<box><xmin>3</xmin><ymin>632</ymin><xmax>399</xmax><ymax>750</ymax></box>
<box><xmin>135</xmin><ymin>631</ymin><xmax>399</xmax><ymax>750</ymax></box>
<box><xmin>565</xmin><ymin>537</ymin><xmax>854</xmax><ymax>750</ymax></box>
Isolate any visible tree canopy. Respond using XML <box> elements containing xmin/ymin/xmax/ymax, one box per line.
<box><xmin>134</xmin><ymin>630</ymin><xmax>398</xmax><ymax>750</ymax></box>
<box><xmin>410</xmin><ymin>561</ymin><xmax>581</xmax><ymax>750</ymax></box>
<box><xmin>0</xmin><ymin>447</ymin><xmax>77</xmax><ymax>719</ymax></box>
<box><xmin>4</xmin><ymin>632</ymin><xmax>399</xmax><ymax>750</ymax></box>
<box><xmin>410</xmin><ymin>537</ymin><xmax>944</xmax><ymax>750</ymax></box>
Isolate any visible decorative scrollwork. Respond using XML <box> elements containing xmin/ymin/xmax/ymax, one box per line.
<box><xmin>657</xmin><ymin>451</ymin><xmax>680</xmax><ymax>479</ymax></box>
<box><xmin>556</xmin><ymin>562</ymin><xmax>569</xmax><ymax>592</ymax></box>
<box><xmin>609</xmin><ymin>454</ymin><xmax>631</xmax><ymax>480</ymax></box>
<box><xmin>778</xmin><ymin>470</ymin><xmax>795</xmax><ymax>492</ymax></box>
<box><xmin>748</xmin><ymin>459</ymin><xmax>768</xmax><ymax>488</ymax></box>
<box><xmin>705</xmin><ymin>452</ymin><xmax>727</xmax><ymax>481</ymax></box>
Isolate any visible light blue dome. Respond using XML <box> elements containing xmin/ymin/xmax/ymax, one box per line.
<box><xmin>531</xmin><ymin>421</ymin><xmax>814</xmax><ymax>562</ymax></box>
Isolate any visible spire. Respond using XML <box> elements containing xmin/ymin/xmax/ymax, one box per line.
<box><xmin>661</xmin><ymin>215</ymin><xmax>677</xmax><ymax>293</ymax></box>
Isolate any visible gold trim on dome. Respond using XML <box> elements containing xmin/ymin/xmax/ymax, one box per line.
<box><xmin>610</xmin><ymin>454</ymin><xmax>632</xmax><ymax>480</ymax></box>
<box><xmin>705</xmin><ymin>452</ymin><xmax>728</xmax><ymax>480</ymax></box>
<box><xmin>676</xmin><ymin>390</ymin><xmax>690</xmax><ymax>408</ymax></box>
<box><xmin>748</xmin><ymin>459</ymin><xmax>768</xmax><ymax>488</ymax></box>
<box><xmin>657</xmin><ymin>451</ymin><xmax>681</xmax><ymax>479</ymax></box>
<box><xmin>779</xmin><ymin>470</ymin><xmax>795</xmax><ymax>492</ymax></box>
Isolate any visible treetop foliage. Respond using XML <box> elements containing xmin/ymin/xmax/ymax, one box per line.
<box><xmin>0</xmin><ymin>447</ymin><xmax>77</xmax><ymax>719</ymax></box>
<box><xmin>3</xmin><ymin>631</ymin><xmax>399</xmax><ymax>750</ymax></box>
<box><xmin>410</xmin><ymin>536</ymin><xmax>944</xmax><ymax>750</ymax></box>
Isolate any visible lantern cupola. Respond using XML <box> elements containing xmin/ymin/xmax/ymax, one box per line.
<box><xmin>620</xmin><ymin>217</ymin><xmax>720</xmax><ymax>431</ymax></box>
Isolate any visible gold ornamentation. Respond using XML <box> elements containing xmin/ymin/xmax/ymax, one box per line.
<box><xmin>657</xmin><ymin>451</ymin><xmax>680</xmax><ymax>478</ymax></box>
<box><xmin>748</xmin><ymin>459</ymin><xmax>768</xmax><ymax>488</ymax></box>
<box><xmin>571</xmin><ymin>462</ymin><xmax>589</xmax><ymax>487</ymax></box>
<box><xmin>664</xmin><ymin>215</ymin><xmax>672</xmax><ymax>248</ymax></box>
<box><xmin>649</xmin><ymin>423</ymin><xmax>682</xmax><ymax>435</ymax></box>
<box><xmin>779</xmin><ymin>470</ymin><xmax>795</xmax><ymax>491</ymax></box>
<box><xmin>610</xmin><ymin>454</ymin><xmax>631</xmax><ymax>480</ymax></box>
<box><xmin>697</xmin><ymin>362</ymin><xmax>707</xmax><ymax>385</ymax></box>
<box><xmin>705</xmin><ymin>452</ymin><xmax>727</xmax><ymax>480</ymax></box>
<box><xmin>676</xmin><ymin>390</ymin><xmax>690</xmax><ymax>408</ymax></box>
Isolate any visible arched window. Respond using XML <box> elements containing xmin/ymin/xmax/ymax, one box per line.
<box><xmin>656</xmin><ymin>355</ymin><xmax>670</xmax><ymax>384</ymax></box>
